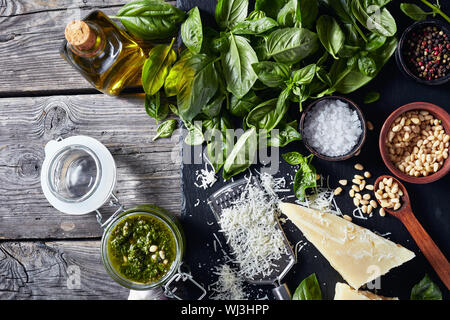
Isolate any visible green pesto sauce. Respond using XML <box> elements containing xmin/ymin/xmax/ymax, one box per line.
<box><xmin>108</xmin><ymin>214</ymin><xmax>176</xmax><ymax>283</ymax></box>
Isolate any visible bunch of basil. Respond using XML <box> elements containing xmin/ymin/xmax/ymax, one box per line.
<box><xmin>113</xmin><ymin>0</ymin><xmax>398</xmax><ymax>185</ymax></box>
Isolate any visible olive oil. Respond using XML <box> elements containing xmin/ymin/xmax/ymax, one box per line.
<box><xmin>60</xmin><ymin>11</ymin><xmax>146</xmax><ymax>96</ymax></box>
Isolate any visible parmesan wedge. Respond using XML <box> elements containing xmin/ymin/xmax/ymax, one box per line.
<box><xmin>334</xmin><ymin>282</ymin><xmax>398</xmax><ymax>300</ymax></box>
<box><xmin>278</xmin><ymin>202</ymin><xmax>415</xmax><ymax>289</ymax></box>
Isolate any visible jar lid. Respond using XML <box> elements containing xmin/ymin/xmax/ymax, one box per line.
<box><xmin>41</xmin><ymin>136</ymin><xmax>116</xmax><ymax>215</ymax></box>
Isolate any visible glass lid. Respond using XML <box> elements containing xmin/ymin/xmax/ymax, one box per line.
<box><xmin>41</xmin><ymin>136</ymin><xmax>117</xmax><ymax>215</ymax></box>
<box><xmin>48</xmin><ymin>144</ymin><xmax>101</xmax><ymax>202</ymax></box>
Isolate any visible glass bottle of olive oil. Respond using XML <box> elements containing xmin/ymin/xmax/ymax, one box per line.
<box><xmin>60</xmin><ymin>11</ymin><xmax>146</xmax><ymax>96</ymax></box>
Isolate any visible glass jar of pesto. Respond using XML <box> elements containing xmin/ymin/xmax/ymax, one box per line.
<box><xmin>41</xmin><ymin>136</ymin><xmax>206</xmax><ymax>299</ymax></box>
<box><xmin>101</xmin><ymin>204</ymin><xmax>185</xmax><ymax>290</ymax></box>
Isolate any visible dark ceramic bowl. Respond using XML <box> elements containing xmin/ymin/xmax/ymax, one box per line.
<box><xmin>300</xmin><ymin>96</ymin><xmax>367</xmax><ymax>161</ymax></box>
<box><xmin>379</xmin><ymin>102</ymin><xmax>450</xmax><ymax>184</ymax></box>
<box><xmin>395</xmin><ymin>19</ymin><xmax>450</xmax><ymax>86</ymax></box>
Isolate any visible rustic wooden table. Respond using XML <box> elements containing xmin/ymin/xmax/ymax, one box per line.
<box><xmin>0</xmin><ymin>0</ymin><xmax>180</xmax><ymax>299</ymax></box>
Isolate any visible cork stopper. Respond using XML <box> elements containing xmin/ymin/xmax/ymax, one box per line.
<box><xmin>65</xmin><ymin>20</ymin><xmax>97</xmax><ymax>51</ymax></box>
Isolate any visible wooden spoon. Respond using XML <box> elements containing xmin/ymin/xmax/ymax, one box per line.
<box><xmin>374</xmin><ymin>175</ymin><xmax>450</xmax><ymax>290</ymax></box>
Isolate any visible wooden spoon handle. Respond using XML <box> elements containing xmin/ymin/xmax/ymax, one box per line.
<box><xmin>400</xmin><ymin>212</ymin><xmax>450</xmax><ymax>290</ymax></box>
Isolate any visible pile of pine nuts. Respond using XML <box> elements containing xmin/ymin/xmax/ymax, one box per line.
<box><xmin>375</xmin><ymin>177</ymin><xmax>403</xmax><ymax>211</ymax></box>
<box><xmin>386</xmin><ymin>110</ymin><xmax>449</xmax><ymax>177</ymax></box>
<box><xmin>334</xmin><ymin>163</ymin><xmax>385</xmax><ymax>220</ymax></box>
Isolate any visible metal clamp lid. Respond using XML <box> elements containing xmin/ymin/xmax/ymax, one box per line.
<box><xmin>163</xmin><ymin>263</ymin><xmax>207</xmax><ymax>300</ymax></box>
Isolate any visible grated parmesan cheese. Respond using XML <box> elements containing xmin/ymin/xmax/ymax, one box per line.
<box><xmin>210</xmin><ymin>264</ymin><xmax>247</xmax><ymax>300</ymax></box>
<box><xmin>217</xmin><ymin>173</ymin><xmax>289</xmax><ymax>280</ymax></box>
<box><xmin>194</xmin><ymin>162</ymin><xmax>217</xmax><ymax>190</ymax></box>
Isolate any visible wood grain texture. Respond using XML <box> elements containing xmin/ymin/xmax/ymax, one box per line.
<box><xmin>0</xmin><ymin>240</ymin><xmax>131</xmax><ymax>299</ymax></box>
<box><xmin>0</xmin><ymin>0</ymin><xmax>176</xmax><ymax>95</ymax></box>
<box><xmin>0</xmin><ymin>93</ymin><xmax>182</xmax><ymax>240</ymax></box>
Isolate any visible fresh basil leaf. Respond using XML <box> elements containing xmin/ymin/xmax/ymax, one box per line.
<box><xmin>115</xmin><ymin>0</ymin><xmax>186</xmax><ymax>40</ymax></box>
<box><xmin>205</xmin><ymin>114</ymin><xmax>233</xmax><ymax>172</ymax></box>
<box><xmin>254</xmin><ymin>0</ymin><xmax>289</xmax><ymax>19</ymax></box>
<box><xmin>181</xmin><ymin>7</ymin><xmax>203</xmax><ymax>54</ymax></box>
<box><xmin>277</xmin><ymin>0</ymin><xmax>318</xmax><ymax>28</ymax></box>
<box><xmin>350</xmin><ymin>0</ymin><xmax>397</xmax><ymax>37</ymax></box>
<box><xmin>247</xmin><ymin>10</ymin><xmax>267</xmax><ymax>20</ymax></box>
<box><xmin>282</xmin><ymin>151</ymin><xmax>304</xmax><ymax>165</ymax></box>
<box><xmin>266</xmin><ymin>27</ymin><xmax>319</xmax><ymax>65</ymax></box>
<box><xmin>411</xmin><ymin>274</ymin><xmax>443</xmax><ymax>300</ymax></box>
<box><xmin>215</xmin><ymin>0</ymin><xmax>249</xmax><ymax>30</ymax></box>
<box><xmin>202</xmin><ymin>91</ymin><xmax>226</xmax><ymax>119</ymax></box>
<box><xmin>229</xmin><ymin>90</ymin><xmax>261</xmax><ymax>117</ymax></box>
<box><xmin>365</xmin><ymin>33</ymin><xmax>387</xmax><ymax>51</ymax></box>
<box><xmin>358</xmin><ymin>55</ymin><xmax>377</xmax><ymax>76</ymax></box>
<box><xmin>297</xmin><ymin>0</ymin><xmax>319</xmax><ymax>29</ymax></box>
<box><xmin>277</xmin><ymin>0</ymin><xmax>299</xmax><ymax>27</ymax></box>
<box><xmin>177</xmin><ymin>54</ymin><xmax>220</xmax><ymax>121</ymax></box>
<box><xmin>168</xmin><ymin>103</ymin><xmax>179</xmax><ymax>116</ymax></box>
<box><xmin>164</xmin><ymin>50</ymin><xmax>194</xmax><ymax>97</ymax></box>
<box><xmin>142</xmin><ymin>38</ymin><xmax>177</xmax><ymax>96</ymax></box>
<box><xmin>184</xmin><ymin>120</ymin><xmax>204</xmax><ymax>145</ymax></box>
<box><xmin>252</xmin><ymin>34</ymin><xmax>270</xmax><ymax>61</ymax></box>
<box><xmin>153</xmin><ymin>119</ymin><xmax>177</xmax><ymax>141</ymax></box>
<box><xmin>252</xmin><ymin>61</ymin><xmax>291</xmax><ymax>88</ymax></box>
<box><xmin>285</xmin><ymin>153</ymin><xmax>316</xmax><ymax>201</ymax></box>
<box><xmin>400</xmin><ymin>3</ymin><xmax>428</xmax><ymax>21</ymax></box>
<box><xmin>232</xmin><ymin>16</ymin><xmax>279</xmax><ymax>35</ymax></box>
<box><xmin>222</xmin><ymin>127</ymin><xmax>258</xmax><ymax>180</ymax></box>
<box><xmin>364</xmin><ymin>91</ymin><xmax>380</xmax><ymax>103</ymax></box>
<box><xmin>292</xmin><ymin>273</ymin><xmax>322</xmax><ymax>300</ymax></box>
<box><xmin>325</xmin><ymin>0</ymin><xmax>356</xmax><ymax>24</ymax></box>
<box><xmin>269</xmin><ymin>122</ymin><xmax>302</xmax><ymax>147</ymax></box>
<box><xmin>145</xmin><ymin>92</ymin><xmax>169</xmax><ymax>123</ymax></box>
<box><xmin>316</xmin><ymin>66</ymin><xmax>333</xmax><ymax>87</ymax></box>
<box><xmin>316</xmin><ymin>15</ymin><xmax>345</xmax><ymax>59</ymax></box>
<box><xmin>339</xmin><ymin>44</ymin><xmax>361</xmax><ymax>57</ymax></box>
<box><xmin>292</xmin><ymin>64</ymin><xmax>316</xmax><ymax>85</ymax></box>
<box><xmin>221</xmin><ymin>34</ymin><xmax>258</xmax><ymax>99</ymax></box>
<box><xmin>246</xmin><ymin>98</ymin><xmax>280</xmax><ymax>131</ymax></box>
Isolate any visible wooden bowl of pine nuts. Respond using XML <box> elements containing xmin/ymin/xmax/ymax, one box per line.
<box><xmin>379</xmin><ymin>102</ymin><xmax>450</xmax><ymax>184</ymax></box>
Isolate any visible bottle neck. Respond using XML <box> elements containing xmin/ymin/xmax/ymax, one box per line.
<box><xmin>67</xmin><ymin>22</ymin><xmax>105</xmax><ymax>58</ymax></box>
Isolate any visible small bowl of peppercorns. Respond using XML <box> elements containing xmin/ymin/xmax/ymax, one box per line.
<box><xmin>396</xmin><ymin>20</ymin><xmax>450</xmax><ymax>85</ymax></box>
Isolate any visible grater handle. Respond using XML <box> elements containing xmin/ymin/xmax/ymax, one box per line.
<box><xmin>272</xmin><ymin>282</ymin><xmax>291</xmax><ymax>300</ymax></box>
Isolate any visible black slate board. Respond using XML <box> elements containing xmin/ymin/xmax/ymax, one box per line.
<box><xmin>177</xmin><ymin>0</ymin><xmax>450</xmax><ymax>300</ymax></box>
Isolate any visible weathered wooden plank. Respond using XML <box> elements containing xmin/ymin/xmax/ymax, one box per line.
<box><xmin>0</xmin><ymin>0</ymin><xmax>176</xmax><ymax>95</ymax></box>
<box><xmin>0</xmin><ymin>240</ymin><xmax>134</xmax><ymax>299</ymax></box>
<box><xmin>0</xmin><ymin>93</ymin><xmax>182</xmax><ymax>240</ymax></box>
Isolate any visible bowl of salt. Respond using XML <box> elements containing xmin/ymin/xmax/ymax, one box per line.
<box><xmin>300</xmin><ymin>96</ymin><xmax>367</xmax><ymax>161</ymax></box>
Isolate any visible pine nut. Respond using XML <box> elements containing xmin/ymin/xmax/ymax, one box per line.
<box><xmin>354</xmin><ymin>163</ymin><xmax>364</xmax><ymax>170</ymax></box>
<box><xmin>379</xmin><ymin>208</ymin><xmax>386</xmax><ymax>217</ymax></box>
<box><xmin>339</xmin><ymin>179</ymin><xmax>348</xmax><ymax>186</ymax></box>
<box><xmin>334</xmin><ymin>187</ymin><xmax>343</xmax><ymax>196</ymax></box>
<box><xmin>343</xmin><ymin>215</ymin><xmax>352</xmax><ymax>222</ymax></box>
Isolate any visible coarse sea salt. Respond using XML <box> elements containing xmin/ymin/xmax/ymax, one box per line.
<box><xmin>303</xmin><ymin>99</ymin><xmax>362</xmax><ymax>157</ymax></box>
